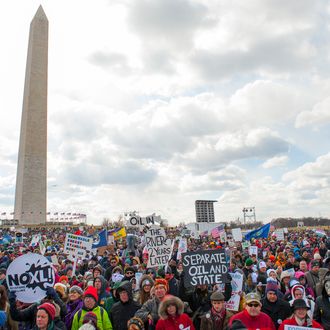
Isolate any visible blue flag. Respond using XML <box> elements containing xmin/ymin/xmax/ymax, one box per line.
<box><xmin>92</xmin><ymin>229</ymin><xmax>108</xmax><ymax>249</ymax></box>
<box><xmin>245</xmin><ymin>223</ymin><xmax>271</xmax><ymax>241</ymax></box>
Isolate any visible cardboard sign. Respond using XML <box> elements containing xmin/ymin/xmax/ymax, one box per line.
<box><xmin>225</xmin><ymin>272</ymin><xmax>243</xmax><ymax>311</ymax></box>
<box><xmin>145</xmin><ymin>226</ymin><xmax>172</xmax><ymax>268</ymax></box>
<box><xmin>64</xmin><ymin>233</ymin><xmax>93</xmax><ymax>259</ymax></box>
<box><xmin>182</xmin><ymin>249</ymin><xmax>228</xmax><ymax>287</ymax></box>
<box><xmin>249</xmin><ymin>246</ymin><xmax>258</xmax><ymax>256</ymax></box>
<box><xmin>6</xmin><ymin>253</ymin><xmax>55</xmax><ymax>303</ymax></box>
<box><xmin>232</xmin><ymin>228</ymin><xmax>242</xmax><ymax>242</ymax></box>
<box><xmin>127</xmin><ymin>214</ymin><xmax>160</xmax><ymax>227</ymax></box>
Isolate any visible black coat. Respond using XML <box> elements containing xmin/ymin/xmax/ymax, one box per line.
<box><xmin>261</xmin><ymin>297</ymin><xmax>291</xmax><ymax>329</ymax></box>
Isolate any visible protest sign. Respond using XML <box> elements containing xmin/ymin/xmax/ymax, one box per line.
<box><xmin>249</xmin><ymin>245</ymin><xmax>258</xmax><ymax>256</ymax></box>
<box><xmin>284</xmin><ymin>326</ymin><xmax>319</xmax><ymax>330</ymax></box>
<box><xmin>30</xmin><ymin>235</ymin><xmax>40</xmax><ymax>246</ymax></box>
<box><xmin>126</xmin><ymin>214</ymin><xmax>161</xmax><ymax>227</ymax></box>
<box><xmin>242</xmin><ymin>241</ymin><xmax>250</xmax><ymax>249</ymax></box>
<box><xmin>145</xmin><ymin>226</ymin><xmax>172</xmax><ymax>268</ymax></box>
<box><xmin>182</xmin><ymin>249</ymin><xmax>228</xmax><ymax>287</ymax></box>
<box><xmin>64</xmin><ymin>233</ymin><xmax>93</xmax><ymax>259</ymax></box>
<box><xmin>6</xmin><ymin>253</ymin><xmax>55</xmax><ymax>303</ymax></box>
<box><xmin>283</xmin><ymin>228</ymin><xmax>288</xmax><ymax>234</ymax></box>
<box><xmin>286</xmin><ymin>268</ymin><xmax>295</xmax><ymax>278</ymax></box>
<box><xmin>225</xmin><ymin>272</ymin><xmax>243</xmax><ymax>311</ymax></box>
<box><xmin>51</xmin><ymin>255</ymin><xmax>59</xmax><ymax>266</ymax></box>
<box><xmin>177</xmin><ymin>238</ymin><xmax>187</xmax><ymax>260</ymax></box>
<box><xmin>274</xmin><ymin>229</ymin><xmax>284</xmax><ymax>241</ymax></box>
<box><xmin>232</xmin><ymin>228</ymin><xmax>242</xmax><ymax>242</ymax></box>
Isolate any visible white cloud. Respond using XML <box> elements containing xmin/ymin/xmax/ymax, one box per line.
<box><xmin>262</xmin><ymin>155</ymin><xmax>289</xmax><ymax>169</ymax></box>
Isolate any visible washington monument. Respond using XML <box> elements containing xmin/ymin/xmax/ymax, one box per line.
<box><xmin>14</xmin><ymin>6</ymin><xmax>48</xmax><ymax>225</ymax></box>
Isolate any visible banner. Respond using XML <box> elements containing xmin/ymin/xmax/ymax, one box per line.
<box><xmin>64</xmin><ymin>233</ymin><xmax>93</xmax><ymax>259</ymax></box>
<box><xmin>182</xmin><ymin>249</ymin><xmax>228</xmax><ymax>287</ymax></box>
<box><xmin>225</xmin><ymin>272</ymin><xmax>243</xmax><ymax>311</ymax></box>
<box><xmin>232</xmin><ymin>228</ymin><xmax>242</xmax><ymax>242</ymax></box>
<box><xmin>92</xmin><ymin>229</ymin><xmax>108</xmax><ymax>249</ymax></box>
<box><xmin>245</xmin><ymin>223</ymin><xmax>270</xmax><ymax>241</ymax></box>
<box><xmin>6</xmin><ymin>253</ymin><xmax>55</xmax><ymax>303</ymax></box>
<box><xmin>145</xmin><ymin>226</ymin><xmax>172</xmax><ymax>268</ymax></box>
<box><xmin>108</xmin><ymin>227</ymin><xmax>126</xmax><ymax>240</ymax></box>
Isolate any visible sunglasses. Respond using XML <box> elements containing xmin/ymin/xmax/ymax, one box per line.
<box><xmin>247</xmin><ymin>303</ymin><xmax>260</xmax><ymax>308</ymax></box>
<box><xmin>126</xmin><ymin>271</ymin><xmax>134</xmax><ymax>275</ymax></box>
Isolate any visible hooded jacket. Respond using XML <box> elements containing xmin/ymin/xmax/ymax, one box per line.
<box><xmin>289</xmin><ymin>284</ymin><xmax>315</xmax><ymax>320</ymax></box>
<box><xmin>94</xmin><ymin>275</ymin><xmax>110</xmax><ymax>307</ymax></box>
<box><xmin>314</xmin><ymin>273</ymin><xmax>330</xmax><ymax>329</ymax></box>
<box><xmin>110</xmin><ymin>281</ymin><xmax>141</xmax><ymax>330</ymax></box>
<box><xmin>156</xmin><ymin>295</ymin><xmax>195</xmax><ymax>330</ymax></box>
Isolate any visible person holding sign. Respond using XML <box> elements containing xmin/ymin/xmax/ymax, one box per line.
<box><xmin>278</xmin><ymin>299</ymin><xmax>323</xmax><ymax>330</ymax></box>
<box><xmin>156</xmin><ymin>295</ymin><xmax>194</xmax><ymax>330</ymax></box>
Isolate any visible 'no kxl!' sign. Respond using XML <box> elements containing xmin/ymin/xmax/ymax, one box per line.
<box><xmin>6</xmin><ymin>253</ymin><xmax>55</xmax><ymax>303</ymax></box>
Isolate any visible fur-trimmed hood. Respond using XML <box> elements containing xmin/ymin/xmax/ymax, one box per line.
<box><xmin>158</xmin><ymin>295</ymin><xmax>184</xmax><ymax>319</ymax></box>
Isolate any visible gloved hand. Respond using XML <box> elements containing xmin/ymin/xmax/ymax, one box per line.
<box><xmin>8</xmin><ymin>291</ymin><xmax>16</xmax><ymax>304</ymax></box>
<box><xmin>224</xmin><ymin>272</ymin><xmax>232</xmax><ymax>283</ymax></box>
<box><xmin>46</xmin><ymin>286</ymin><xmax>57</xmax><ymax>299</ymax></box>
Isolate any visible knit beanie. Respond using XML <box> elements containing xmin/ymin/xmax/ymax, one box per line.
<box><xmin>69</xmin><ymin>285</ymin><xmax>84</xmax><ymax>295</ymax></box>
<box><xmin>38</xmin><ymin>302</ymin><xmax>56</xmax><ymax>321</ymax></box>
<box><xmin>265</xmin><ymin>281</ymin><xmax>278</xmax><ymax>295</ymax></box>
<box><xmin>83</xmin><ymin>312</ymin><xmax>98</xmax><ymax>327</ymax></box>
<box><xmin>54</xmin><ymin>283</ymin><xmax>67</xmax><ymax>298</ymax></box>
<box><xmin>154</xmin><ymin>278</ymin><xmax>168</xmax><ymax>292</ymax></box>
<box><xmin>245</xmin><ymin>258</ymin><xmax>253</xmax><ymax>267</ymax></box>
<box><xmin>141</xmin><ymin>276</ymin><xmax>154</xmax><ymax>288</ymax></box>
<box><xmin>83</xmin><ymin>286</ymin><xmax>98</xmax><ymax>302</ymax></box>
<box><xmin>59</xmin><ymin>275</ymin><xmax>69</xmax><ymax>283</ymax></box>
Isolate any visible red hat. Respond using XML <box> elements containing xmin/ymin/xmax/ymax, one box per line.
<box><xmin>38</xmin><ymin>302</ymin><xmax>56</xmax><ymax>321</ymax></box>
<box><xmin>154</xmin><ymin>278</ymin><xmax>168</xmax><ymax>292</ymax></box>
<box><xmin>83</xmin><ymin>286</ymin><xmax>98</xmax><ymax>302</ymax></box>
<box><xmin>59</xmin><ymin>275</ymin><xmax>69</xmax><ymax>283</ymax></box>
<box><xmin>268</xmin><ymin>255</ymin><xmax>275</xmax><ymax>262</ymax></box>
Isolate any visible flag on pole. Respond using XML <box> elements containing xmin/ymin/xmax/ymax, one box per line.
<box><xmin>211</xmin><ymin>225</ymin><xmax>224</xmax><ymax>239</ymax></box>
<box><xmin>108</xmin><ymin>227</ymin><xmax>126</xmax><ymax>240</ymax></box>
<box><xmin>92</xmin><ymin>229</ymin><xmax>108</xmax><ymax>249</ymax></box>
<box><xmin>245</xmin><ymin>223</ymin><xmax>271</xmax><ymax>241</ymax></box>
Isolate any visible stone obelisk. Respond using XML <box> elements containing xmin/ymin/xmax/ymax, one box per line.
<box><xmin>14</xmin><ymin>6</ymin><xmax>48</xmax><ymax>225</ymax></box>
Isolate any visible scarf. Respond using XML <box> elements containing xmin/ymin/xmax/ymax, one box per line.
<box><xmin>211</xmin><ymin>307</ymin><xmax>225</xmax><ymax>329</ymax></box>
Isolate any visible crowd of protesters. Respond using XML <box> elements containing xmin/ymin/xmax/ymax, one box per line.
<box><xmin>0</xmin><ymin>225</ymin><xmax>329</xmax><ymax>329</ymax></box>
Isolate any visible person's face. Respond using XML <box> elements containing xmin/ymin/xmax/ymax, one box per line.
<box><xmin>267</xmin><ymin>291</ymin><xmax>277</xmax><ymax>303</ymax></box>
<box><xmin>84</xmin><ymin>296</ymin><xmax>97</xmax><ymax>309</ymax></box>
<box><xmin>143</xmin><ymin>285</ymin><xmax>151</xmax><ymax>293</ymax></box>
<box><xmin>167</xmin><ymin>304</ymin><xmax>176</xmax><ymax>316</ymax></box>
<box><xmin>302</xmin><ymin>251</ymin><xmax>308</xmax><ymax>258</ymax></box>
<box><xmin>289</xmin><ymin>255</ymin><xmax>295</xmax><ymax>262</ymax></box>
<box><xmin>94</xmin><ymin>278</ymin><xmax>102</xmax><ymax>290</ymax></box>
<box><xmin>300</xmin><ymin>261</ymin><xmax>307</xmax><ymax>271</ymax></box>
<box><xmin>299</xmin><ymin>276</ymin><xmax>306</xmax><ymax>285</ymax></box>
<box><xmin>154</xmin><ymin>286</ymin><xmax>166</xmax><ymax>299</ymax></box>
<box><xmin>270</xmin><ymin>272</ymin><xmax>277</xmax><ymax>280</ymax></box>
<box><xmin>294</xmin><ymin>290</ymin><xmax>303</xmax><ymax>299</ymax></box>
<box><xmin>66</xmin><ymin>269</ymin><xmax>73</xmax><ymax>277</ymax></box>
<box><xmin>312</xmin><ymin>265</ymin><xmax>320</xmax><ymax>273</ymax></box>
<box><xmin>119</xmin><ymin>290</ymin><xmax>129</xmax><ymax>303</ymax></box>
<box><xmin>283</xmin><ymin>277</ymin><xmax>290</xmax><ymax>285</ymax></box>
<box><xmin>325</xmin><ymin>281</ymin><xmax>330</xmax><ymax>296</ymax></box>
<box><xmin>246</xmin><ymin>302</ymin><xmax>261</xmax><ymax>317</ymax></box>
<box><xmin>69</xmin><ymin>290</ymin><xmax>81</xmax><ymax>302</ymax></box>
<box><xmin>93</xmin><ymin>270</ymin><xmax>101</xmax><ymax>278</ymax></box>
<box><xmin>260</xmin><ymin>267</ymin><xmax>266</xmax><ymax>273</ymax></box>
<box><xmin>211</xmin><ymin>300</ymin><xmax>225</xmax><ymax>312</ymax></box>
<box><xmin>110</xmin><ymin>259</ymin><xmax>118</xmax><ymax>267</ymax></box>
<box><xmin>36</xmin><ymin>309</ymin><xmax>49</xmax><ymax>329</ymax></box>
<box><xmin>295</xmin><ymin>308</ymin><xmax>307</xmax><ymax>319</ymax></box>
<box><xmin>128</xmin><ymin>325</ymin><xmax>140</xmax><ymax>330</ymax></box>
<box><xmin>125</xmin><ymin>271</ymin><xmax>135</xmax><ymax>278</ymax></box>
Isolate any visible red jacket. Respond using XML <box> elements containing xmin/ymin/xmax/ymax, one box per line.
<box><xmin>278</xmin><ymin>317</ymin><xmax>323</xmax><ymax>330</ymax></box>
<box><xmin>156</xmin><ymin>313</ymin><xmax>195</xmax><ymax>330</ymax></box>
<box><xmin>229</xmin><ymin>309</ymin><xmax>276</xmax><ymax>330</ymax></box>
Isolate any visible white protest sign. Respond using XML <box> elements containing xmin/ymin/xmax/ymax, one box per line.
<box><xmin>126</xmin><ymin>214</ymin><xmax>161</xmax><ymax>227</ymax></box>
<box><xmin>274</xmin><ymin>229</ymin><xmax>284</xmax><ymax>241</ymax></box>
<box><xmin>39</xmin><ymin>239</ymin><xmax>46</xmax><ymax>255</ymax></box>
<box><xmin>286</xmin><ymin>268</ymin><xmax>295</xmax><ymax>278</ymax></box>
<box><xmin>284</xmin><ymin>326</ymin><xmax>320</xmax><ymax>330</ymax></box>
<box><xmin>135</xmin><ymin>272</ymin><xmax>143</xmax><ymax>289</ymax></box>
<box><xmin>225</xmin><ymin>272</ymin><xmax>243</xmax><ymax>311</ymax></box>
<box><xmin>51</xmin><ymin>255</ymin><xmax>59</xmax><ymax>266</ymax></box>
<box><xmin>107</xmin><ymin>235</ymin><xmax>115</xmax><ymax>245</ymax></box>
<box><xmin>232</xmin><ymin>228</ymin><xmax>242</xmax><ymax>242</ymax></box>
<box><xmin>249</xmin><ymin>246</ymin><xmax>258</xmax><ymax>256</ymax></box>
<box><xmin>283</xmin><ymin>228</ymin><xmax>288</xmax><ymax>234</ymax></box>
<box><xmin>112</xmin><ymin>273</ymin><xmax>124</xmax><ymax>283</ymax></box>
<box><xmin>6</xmin><ymin>253</ymin><xmax>55</xmax><ymax>303</ymax></box>
<box><xmin>145</xmin><ymin>226</ymin><xmax>172</xmax><ymax>268</ymax></box>
<box><xmin>64</xmin><ymin>233</ymin><xmax>93</xmax><ymax>259</ymax></box>
<box><xmin>242</xmin><ymin>241</ymin><xmax>250</xmax><ymax>249</ymax></box>
<box><xmin>177</xmin><ymin>238</ymin><xmax>187</xmax><ymax>260</ymax></box>
<box><xmin>30</xmin><ymin>235</ymin><xmax>40</xmax><ymax>246</ymax></box>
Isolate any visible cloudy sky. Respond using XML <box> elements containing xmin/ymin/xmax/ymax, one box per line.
<box><xmin>1</xmin><ymin>0</ymin><xmax>330</xmax><ymax>226</ymax></box>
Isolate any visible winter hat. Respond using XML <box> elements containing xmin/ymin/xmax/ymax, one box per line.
<box><xmin>259</xmin><ymin>261</ymin><xmax>266</xmax><ymax>269</ymax></box>
<box><xmin>245</xmin><ymin>258</ymin><xmax>253</xmax><ymax>267</ymax></box>
<box><xmin>210</xmin><ymin>291</ymin><xmax>225</xmax><ymax>301</ymax></box>
<box><xmin>83</xmin><ymin>286</ymin><xmax>98</xmax><ymax>302</ymax></box>
<box><xmin>268</xmin><ymin>255</ymin><xmax>275</xmax><ymax>262</ymax></box>
<box><xmin>311</xmin><ymin>259</ymin><xmax>320</xmax><ymax>268</ymax></box>
<box><xmin>59</xmin><ymin>275</ymin><xmax>69</xmax><ymax>283</ymax></box>
<box><xmin>154</xmin><ymin>278</ymin><xmax>168</xmax><ymax>292</ymax></box>
<box><xmin>93</xmin><ymin>264</ymin><xmax>103</xmax><ymax>274</ymax></box>
<box><xmin>292</xmin><ymin>298</ymin><xmax>310</xmax><ymax>310</ymax></box>
<box><xmin>266</xmin><ymin>269</ymin><xmax>276</xmax><ymax>277</ymax></box>
<box><xmin>69</xmin><ymin>285</ymin><xmax>84</xmax><ymax>295</ymax></box>
<box><xmin>83</xmin><ymin>312</ymin><xmax>98</xmax><ymax>327</ymax></box>
<box><xmin>295</xmin><ymin>271</ymin><xmax>305</xmax><ymax>279</ymax></box>
<box><xmin>38</xmin><ymin>302</ymin><xmax>56</xmax><ymax>321</ymax></box>
<box><xmin>265</xmin><ymin>281</ymin><xmax>278</xmax><ymax>295</ymax></box>
<box><xmin>280</xmin><ymin>270</ymin><xmax>291</xmax><ymax>281</ymax></box>
<box><xmin>314</xmin><ymin>253</ymin><xmax>322</xmax><ymax>260</ymax></box>
<box><xmin>141</xmin><ymin>276</ymin><xmax>154</xmax><ymax>288</ymax></box>
<box><xmin>54</xmin><ymin>283</ymin><xmax>67</xmax><ymax>298</ymax></box>
<box><xmin>228</xmin><ymin>319</ymin><xmax>247</xmax><ymax>330</ymax></box>
<box><xmin>124</xmin><ymin>266</ymin><xmax>136</xmax><ymax>274</ymax></box>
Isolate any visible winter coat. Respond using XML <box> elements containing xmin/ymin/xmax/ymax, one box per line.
<box><xmin>156</xmin><ymin>295</ymin><xmax>194</xmax><ymax>330</ymax></box>
<box><xmin>289</xmin><ymin>284</ymin><xmax>315</xmax><ymax>320</ymax></box>
<box><xmin>229</xmin><ymin>309</ymin><xmax>276</xmax><ymax>330</ymax></box>
<box><xmin>261</xmin><ymin>296</ymin><xmax>291</xmax><ymax>329</ymax></box>
<box><xmin>314</xmin><ymin>273</ymin><xmax>330</xmax><ymax>329</ymax></box>
<box><xmin>200</xmin><ymin>309</ymin><xmax>234</xmax><ymax>330</ymax></box>
<box><xmin>135</xmin><ymin>297</ymin><xmax>161</xmax><ymax>330</ymax></box>
<box><xmin>64</xmin><ymin>299</ymin><xmax>84</xmax><ymax>330</ymax></box>
<box><xmin>278</xmin><ymin>316</ymin><xmax>323</xmax><ymax>330</ymax></box>
<box><xmin>94</xmin><ymin>275</ymin><xmax>111</xmax><ymax>307</ymax></box>
<box><xmin>110</xmin><ymin>281</ymin><xmax>141</xmax><ymax>330</ymax></box>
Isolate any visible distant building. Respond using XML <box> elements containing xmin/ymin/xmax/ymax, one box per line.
<box><xmin>195</xmin><ymin>200</ymin><xmax>217</xmax><ymax>223</ymax></box>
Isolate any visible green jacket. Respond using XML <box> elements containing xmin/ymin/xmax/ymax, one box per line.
<box><xmin>71</xmin><ymin>306</ymin><xmax>112</xmax><ymax>330</ymax></box>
